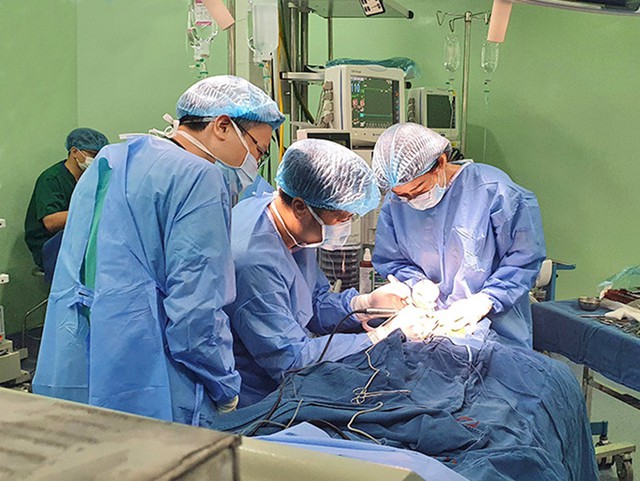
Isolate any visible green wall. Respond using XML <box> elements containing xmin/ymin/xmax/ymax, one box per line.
<box><xmin>0</xmin><ymin>0</ymin><xmax>78</xmax><ymax>335</ymax></box>
<box><xmin>467</xmin><ymin>4</ymin><xmax>640</xmax><ymax>298</ymax></box>
<box><xmin>76</xmin><ymin>0</ymin><xmax>225</xmax><ymax>138</ymax></box>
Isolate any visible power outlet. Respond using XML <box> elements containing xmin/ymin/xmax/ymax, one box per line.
<box><xmin>0</xmin><ymin>274</ymin><xmax>9</xmax><ymax>284</ymax></box>
<box><xmin>0</xmin><ymin>218</ymin><xmax>6</xmax><ymax>229</ymax></box>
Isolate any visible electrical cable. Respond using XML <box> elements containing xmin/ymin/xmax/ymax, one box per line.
<box><xmin>277</xmin><ymin>0</ymin><xmax>315</xmax><ymax>123</ymax></box>
<box><xmin>314</xmin><ymin>308</ymin><xmax>399</xmax><ymax>364</ymax></box>
<box><xmin>307</xmin><ymin>419</ymin><xmax>350</xmax><ymax>439</ymax></box>
<box><xmin>246</xmin><ymin>307</ymin><xmax>398</xmax><ymax>436</ymax></box>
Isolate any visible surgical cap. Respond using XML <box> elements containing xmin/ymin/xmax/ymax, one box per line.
<box><xmin>372</xmin><ymin>123</ymin><xmax>451</xmax><ymax>191</ymax></box>
<box><xmin>176</xmin><ymin>75</ymin><xmax>285</xmax><ymax>130</ymax></box>
<box><xmin>65</xmin><ymin>128</ymin><xmax>109</xmax><ymax>153</ymax></box>
<box><xmin>275</xmin><ymin>139</ymin><xmax>381</xmax><ymax>216</ymax></box>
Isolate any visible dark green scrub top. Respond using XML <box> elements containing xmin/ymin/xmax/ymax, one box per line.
<box><xmin>24</xmin><ymin>160</ymin><xmax>76</xmax><ymax>268</ymax></box>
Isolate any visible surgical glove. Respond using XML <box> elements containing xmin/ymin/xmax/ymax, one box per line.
<box><xmin>368</xmin><ymin>305</ymin><xmax>429</xmax><ymax>344</ymax></box>
<box><xmin>217</xmin><ymin>395</ymin><xmax>239</xmax><ymax>414</ymax></box>
<box><xmin>351</xmin><ymin>281</ymin><xmax>413</xmax><ymax>321</ymax></box>
<box><xmin>412</xmin><ymin>279</ymin><xmax>440</xmax><ymax>311</ymax></box>
<box><xmin>439</xmin><ymin>293</ymin><xmax>493</xmax><ymax>334</ymax></box>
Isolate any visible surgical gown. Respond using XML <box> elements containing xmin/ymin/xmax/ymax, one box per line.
<box><xmin>373</xmin><ymin>162</ymin><xmax>545</xmax><ymax>348</ymax></box>
<box><xmin>33</xmin><ymin>135</ymin><xmax>241</xmax><ymax>426</ymax></box>
<box><xmin>225</xmin><ymin>194</ymin><xmax>372</xmax><ymax>407</ymax></box>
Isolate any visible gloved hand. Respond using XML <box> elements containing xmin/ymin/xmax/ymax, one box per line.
<box><xmin>351</xmin><ymin>281</ymin><xmax>412</xmax><ymax>322</ymax></box>
<box><xmin>438</xmin><ymin>293</ymin><xmax>493</xmax><ymax>334</ymax></box>
<box><xmin>217</xmin><ymin>395</ymin><xmax>239</xmax><ymax>414</ymax></box>
<box><xmin>368</xmin><ymin>305</ymin><xmax>431</xmax><ymax>343</ymax></box>
<box><xmin>411</xmin><ymin>279</ymin><xmax>440</xmax><ymax>311</ymax></box>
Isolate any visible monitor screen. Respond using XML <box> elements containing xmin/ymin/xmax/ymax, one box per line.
<box><xmin>350</xmin><ymin>76</ymin><xmax>400</xmax><ymax>129</ymax></box>
<box><xmin>426</xmin><ymin>94</ymin><xmax>456</xmax><ymax>130</ymax></box>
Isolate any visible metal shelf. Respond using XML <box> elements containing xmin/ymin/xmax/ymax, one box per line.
<box><xmin>287</xmin><ymin>0</ymin><xmax>413</xmax><ymax>19</ymax></box>
<box><xmin>280</xmin><ymin>71</ymin><xmax>325</xmax><ymax>82</ymax></box>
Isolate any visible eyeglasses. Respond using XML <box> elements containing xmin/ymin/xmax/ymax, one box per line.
<box><xmin>236</xmin><ymin>123</ymin><xmax>270</xmax><ymax>163</ymax></box>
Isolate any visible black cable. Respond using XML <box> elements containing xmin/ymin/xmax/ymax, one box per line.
<box><xmin>245</xmin><ymin>375</ymin><xmax>289</xmax><ymax>436</ymax></box>
<box><xmin>316</xmin><ymin>309</ymin><xmax>369</xmax><ymax>364</ymax></box>
<box><xmin>246</xmin><ymin>309</ymin><xmax>369</xmax><ymax>436</ymax></box>
<box><xmin>277</xmin><ymin>0</ymin><xmax>315</xmax><ymax>123</ymax></box>
<box><xmin>449</xmin><ymin>147</ymin><xmax>465</xmax><ymax>161</ymax></box>
<box><xmin>307</xmin><ymin>419</ymin><xmax>350</xmax><ymax>439</ymax></box>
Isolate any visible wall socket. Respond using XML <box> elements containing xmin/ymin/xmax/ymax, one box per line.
<box><xmin>0</xmin><ymin>218</ymin><xmax>6</xmax><ymax>229</ymax></box>
<box><xmin>0</xmin><ymin>274</ymin><xmax>9</xmax><ymax>284</ymax></box>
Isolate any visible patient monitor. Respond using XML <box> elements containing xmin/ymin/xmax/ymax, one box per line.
<box><xmin>407</xmin><ymin>87</ymin><xmax>459</xmax><ymax>144</ymax></box>
<box><xmin>324</xmin><ymin>65</ymin><xmax>405</xmax><ymax>147</ymax></box>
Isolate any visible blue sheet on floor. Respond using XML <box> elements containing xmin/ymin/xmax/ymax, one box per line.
<box><xmin>212</xmin><ymin>333</ymin><xmax>597</xmax><ymax>481</ymax></box>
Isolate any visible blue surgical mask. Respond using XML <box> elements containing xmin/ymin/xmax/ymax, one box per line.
<box><xmin>308</xmin><ymin>206</ymin><xmax>352</xmax><ymax>251</ymax></box>
<box><xmin>402</xmin><ymin>167</ymin><xmax>447</xmax><ymax>211</ymax></box>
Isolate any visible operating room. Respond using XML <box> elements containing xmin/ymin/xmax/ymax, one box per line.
<box><xmin>1</xmin><ymin>0</ymin><xmax>640</xmax><ymax>480</ymax></box>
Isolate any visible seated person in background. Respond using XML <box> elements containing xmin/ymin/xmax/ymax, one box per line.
<box><xmin>225</xmin><ymin>139</ymin><xmax>418</xmax><ymax>407</ymax></box>
<box><xmin>24</xmin><ymin>127</ymin><xmax>108</xmax><ymax>268</ymax></box>
<box><xmin>371</xmin><ymin>123</ymin><xmax>546</xmax><ymax>348</ymax></box>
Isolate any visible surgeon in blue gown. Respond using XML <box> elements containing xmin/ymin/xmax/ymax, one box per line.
<box><xmin>372</xmin><ymin>123</ymin><xmax>546</xmax><ymax>348</ymax></box>
<box><xmin>225</xmin><ymin>139</ymin><xmax>419</xmax><ymax>407</ymax></box>
<box><xmin>33</xmin><ymin>75</ymin><xmax>285</xmax><ymax>425</ymax></box>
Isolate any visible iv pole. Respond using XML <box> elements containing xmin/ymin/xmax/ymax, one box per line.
<box><xmin>436</xmin><ymin>11</ymin><xmax>490</xmax><ymax>154</ymax></box>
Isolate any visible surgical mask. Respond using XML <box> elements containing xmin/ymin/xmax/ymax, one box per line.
<box><xmin>173</xmin><ymin>124</ymin><xmax>257</xmax><ymax>199</ymax></box>
<box><xmin>271</xmin><ymin>201</ymin><xmax>351</xmax><ymax>250</ymax></box>
<box><xmin>308</xmin><ymin>206</ymin><xmax>352</xmax><ymax>251</ymax></box>
<box><xmin>271</xmin><ymin>201</ymin><xmax>321</xmax><ymax>249</ymax></box>
<box><xmin>402</xmin><ymin>167</ymin><xmax>447</xmax><ymax>210</ymax></box>
<box><xmin>76</xmin><ymin>151</ymin><xmax>94</xmax><ymax>171</ymax></box>
<box><xmin>229</xmin><ymin>120</ymin><xmax>259</xmax><ymax>190</ymax></box>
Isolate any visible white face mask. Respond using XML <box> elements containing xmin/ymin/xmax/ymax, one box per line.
<box><xmin>401</xmin><ymin>166</ymin><xmax>447</xmax><ymax>211</ymax></box>
<box><xmin>308</xmin><ymin>206</ymin><xmax>352</xmax><ymax>251</ymax></box>
<box><xmin>271</xmin><ymin>201</ymin><xmax>352</xmax><ymax>250</ymax></box>
<box><xmin>174</xmin><ymin>122</ymin><xmax>258</xmax><ymax>200</ymax></box>
<box><xmin>76</xmin><ymin>151</ymin><xmax>94</xmax><ymax>171</ymax></box>
<box><xmin>229</xmin><ymin>120</ymin><xmax>259</xmax><ymax>189</ymax></box>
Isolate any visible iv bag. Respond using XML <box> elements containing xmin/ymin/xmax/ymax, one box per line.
<box><xmin>443</xmin><ymin>34</ymin><xmax>461</xmax><ymax>73</ymax></box>
<box><xmin>481</xmin><ymin>40</ymin><xmax>499</xmax><ymax>74</ymax></box>
<box><xmin>248</xmin><ymin>0</ymin><xmax>279</xmax><ymax>64</ymax></box>
<box><xmin>187</xmin><ymin>0</ymin><xmax>218</xmax><ymax>77</ymax></box>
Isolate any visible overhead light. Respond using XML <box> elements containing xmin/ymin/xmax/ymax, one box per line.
<box><xmin>514</xmin><ymin>0</ymin><xmax>640</xmax><ymax>15</ymax></box>
<box><xmin>488</xmin><ymin>0</ymin><xmax>513</xmax><ymax>42</ymax></box>
<box><xmin>487</xmin><ymin>0</ymin><xmax>639</xmax><ymax>43</ymax></box>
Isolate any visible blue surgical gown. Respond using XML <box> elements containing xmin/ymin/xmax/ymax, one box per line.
<box><xmin>225</xmin><ymin>194</ymin><xmax>373</xmax><ymax>407</ymax></box>
<box><xmin>373</xmin><ymin>162</ymin><xmax>546</xmax><ymax>348</ymax></box>
<box><xmin>33</xmin><ymin>135</ymin><xmax>241</xmax><ymax>426</ymax></box>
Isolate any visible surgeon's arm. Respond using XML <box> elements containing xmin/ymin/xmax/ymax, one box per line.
<box><xmin>230</xmin><ymin>264</ymin><xmax>372</xmax><ymax>381</ymax></box>
<box><xmin>307</xmin><ymin>263</ymin><xmax>362</xmax><ymax>334</ymax></box>
<box><xmin>163</xmin><ymin>195</ymin><xmax>240</xmax><ymax>406</ymax></box>
<box><xmin>481</xmin><ymin>190</ymin><xmax>546</xmax><ymax>313</ymax></box>
<box><xmin>372</xmin><ymin>201</ymin><xmax>428</xmax><ymax>287</ymax></box>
